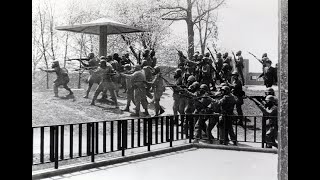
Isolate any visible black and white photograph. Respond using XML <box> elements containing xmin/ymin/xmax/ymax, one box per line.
<box><xmin>32</xmin><ymin>0</ymin><xmax>288</xmax><ymax>179</ymax></box>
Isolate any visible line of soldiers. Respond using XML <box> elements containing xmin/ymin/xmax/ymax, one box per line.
<box><xmin>171</xmin><ymin>50</ymin><xmax>278</xmax><ymax>147</ymax></box>
<box><xmin>40</xmin><ymin>49</ymin><xmax>278</xmax><ymax>148</ymax></box>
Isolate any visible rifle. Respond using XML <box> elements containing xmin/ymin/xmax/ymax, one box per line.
<box><xmin>66</xmin><ymin>58</ymin><xmax>90</xmax><ymax>62</ymax></box>
<box><xmin>247</xmin><ymin>52</ymin><xmax>263</xmax><ymax>64</ymax></box>
<box><xmin>206</xmin><ymin>47</ymin><xmax>217</xmax><ymax>72</ymax></box>
<box><xmin>245</xmin><ymin>95</ymin><xmax>265</xmax><ymax>104</ymax></box>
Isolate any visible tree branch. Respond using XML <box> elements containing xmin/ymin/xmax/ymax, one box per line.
<box><xmin>159</xmin><ymin>5</ymin><xmax>187</xmax><ymax>12</ymax></box>
<box><xmin>192</xmin><ymin>0</ymin><xmax>225</xmax><ymax>24</ymax></box>
<box><xmin>162</xmin><ymin>17</ymin><xmax>186</xmax><ymax>21</ymax></box>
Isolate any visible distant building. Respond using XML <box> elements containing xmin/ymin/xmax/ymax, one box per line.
<box><xmin>243</xmin><ymin>59</ymin><xmax>264</xmax><ymax>85</ymax></box>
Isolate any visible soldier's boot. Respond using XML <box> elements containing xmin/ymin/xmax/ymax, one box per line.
<box><xmin>83</xmin><ymin>90</ymin><xmax>90</xmax><ymax>98</ymax></box>
<box><xmin>232</xmin><ymin>141</ymin><xmax>238</xmax><ymax>146</ymax></box>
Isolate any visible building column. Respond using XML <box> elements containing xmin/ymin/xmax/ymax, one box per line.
<box><xmin>278</xmin><ymin>0</ymin><xmax>288</xmax><ymax>180</ymax></box>
<box><xmin>99</xmin><ymin>26</ymin><xmax>108</xmax><ymax>57</ymax></box>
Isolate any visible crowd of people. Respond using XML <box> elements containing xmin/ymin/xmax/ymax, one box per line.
<box><xmin>39</xmin><ymin>49</ymin><xmax>278</xmax><ymax>148</ymax></box>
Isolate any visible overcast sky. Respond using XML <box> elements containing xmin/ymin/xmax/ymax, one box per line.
<box><xmin>33</xmin><ymin>0</ymin><xmax>278</xmax><ymax>72</ymax></box>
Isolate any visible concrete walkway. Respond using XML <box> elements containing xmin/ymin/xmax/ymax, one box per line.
<box><xmin>43</xmin><ymin>148</ymin><xmax>277</xmax><ymax>180</ymax></box>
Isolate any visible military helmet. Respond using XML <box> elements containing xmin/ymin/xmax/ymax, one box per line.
<box><xmin>175</xmin><ymin>68</ymin><xmax>182</xmax><ymax>75</ymax></box>
<box><xmin>265</xmin><ymin>87</ymin><xmax>275</xmax><ymax>93</ymax></box>
<box><xmin>100</xmin><ymin>56</ymin><xmax>106</xmax><ymax>60</ymax></box>
<box><xmin>52</xmin><ymin>60</ymin><xmax>59</xmax><ymax>65</ymax></box>
<box><xmin>265</xmin><ymin>95</ymin><xmax>276</xmax><ymax>103</ymax></box>
<box><xmin>51</xmin><ymin>60</ymin><xmax>60</xmax><ymax>68</ymax></box>
<box><xmin>217</xmin><ymin>53</ymin><xmax>222</xmax><ymax>57</ymax></box>
<box><xmin>236</xmin><ymin>51</ymin><xmax>242</xmax><ymax>56</ymax></box>
<box><xmin>220</xmin><ymin>86</ymin><xmax>230</xmax><ymax>93</ymax></box>
<box><xmin>141</xmin><ymin>60</ymin><xmax>148</xmax><ymax>67</ymax></box>
<box><xmin>205</xmin><ymin>52</ymin><xmax>210</xmax><ymax>57</ymax></box>
<box><xmin>262</xmin><ymin>53</ymin><xmax>268</xmax><ymax>58</ymax></box>
<box><xmin>187</xmin><ymin>75</ymin><xmax>196</xmax><ymax>82</ymax></box>
<box><xmin>154</xmin><ymin>66</ymin><xmax>161</xmax><ymax>74</ymax></box>
<box><xmin>191</xmin><ymin>81</ymin><xmax>200</xmax><ymax>89</ymax></box>
<box><xmin>124</xmin><ymin>64</ymin><xmax>131</xmax><ymax>70</ymax></box>
<box><xmin>106</xmin><ymin>55</ymin><xmax>113</xmax><ymax>61</ymax></box>
<box><xmin>200</xmin><ymin>84</ymin><xmax>209</xmax><ymax>91</ymax></box>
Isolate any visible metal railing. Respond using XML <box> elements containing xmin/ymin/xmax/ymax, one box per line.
<box><xmin>32</xmin><ymin>114</ymin><xmax>276</xmax><ymax>169</ymax></box>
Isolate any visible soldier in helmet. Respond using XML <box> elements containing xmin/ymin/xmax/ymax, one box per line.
<box><xmin>249</xmin><ymin>95</ymin><xmax>278</xmax><ymax>148</ymax></box>
<box><xmin>258</xmin><ymin>59</ymin><xmax>277</xmax><ymax>88</ymax></box>
<box><xmin>40</xmin><ymin>61</ymin><xmax>74</xmax><ymax>97</ymax></box>
<box><xmin>149</xmin><ymin>66</ymin><xmax>165</xmax><ymax>116</ymax></box>
<box><xmin>217</xmin><ymin>86</ymin><xmax>238</xmax><ymax>145</ymax></box>
<box><xmin>141</xmin><ymin>60</ymin><xmax>154</xmax><ymax>100</ymax></box>
<box><xmin>150</xmin><ymin>50</ymin><xmax>157</xmax><ymax>68</ymax></box>
<box><xmin>121</xmin><ymin>65</ymin><xmax>150</xmax><ymax>116</ymax></box>
<box><xmin>229</xmin><ymin>72</ymin><xmax>245</xmax><ymax>126</ymax></box>
<box><xmin>172</xmin><ymin>68</ymin><xmax>187</xmax><ymax>115</ymax></box>
<box><xmin>87</xmin><ymin>52</ymin><xmax>100</xmax><ymax>67</ymax></box>
<box><xmin>90</xmin><ymin>60</ymin><xmax>118</xmax><ymax>107</ymax></box>
<box><xmin>193</xmin><ymin>84</ymin><xmax>215</xmax><ymax>143</ymax></box>
<box><xmin>107</xmin><ymin>55</ymin><xmax>121</xmax><ymax>97</ymax></box>
<box><xmin>235</xmin><ymin>51</ymin><xmax>245</xmax><ymax>85</ymax></box>
<box><xmin>219</xmin><ymin>63</ymin><xmax>232</xmax><ymax>83</ymax></box>
<box><xmin>121</xmin><ymin>64</ymin><xmax>136</xmax><ymax>112</ymax></box>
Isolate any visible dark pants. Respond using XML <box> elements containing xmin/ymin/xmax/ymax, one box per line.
<box><xmin>219</xmin><ymin>115</ymin><xmax>237</xmax><ymax>144</ymax></box>
<box><xmin>266</xmin><ymin>126</ymin><xmax>278</xmax><ymax>148</ymax></box>
<box><xmin>237</xmin><ymin>68</ymin><xmax>245</xmax><ymax>85</ymax></box>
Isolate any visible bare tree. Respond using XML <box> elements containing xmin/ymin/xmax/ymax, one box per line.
<box><xmin>38</xmin><ymin>5</ymin><xmax>50</xmax><ymax>89</ymax></box>
<box><xmin>158</xmin><ymin>0</ymin><xmax>225</xmax><ymax>59</ymax></box>
<box><xmin>195</xmin><ymin>0</ymin><xmax>219</xmax><ymax>54</ymax></box>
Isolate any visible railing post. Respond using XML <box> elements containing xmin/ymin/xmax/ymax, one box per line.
<box><xmin>32</xmin><ymin>128</ymin><xmax>33</xmax><ymax>165</ymax></box>
<box><xmin>262</xmin><ymin>117</ymin><xmax>266</xmax><ymax>148</ymax></box>
<box><xmin>117</xmin><ymin>121</ymin><xmax>122</xmax><ymax>150</ymax></box>
<box><xmin>148</xmin><ymin>118</ymin><xmax>152</xmax><ymax>151</ymax></box>
<box><xmin>170</xmin><ymin>116</ymin><xmax>174</xmax><ymax>147</ymax></box>
<box><xmin>91</xmin><ymin>123</ymin><xmax>95</xmax><ymax>162</ymax></box>
<box><xmin>122</xmin><ymin>120</ymin><xmax>127</xmax><ymax>156</ymax></box>
<box><xmin>87</xmin><ymin>124</ymin><xmax>91</xmax><ymax>156</ymax></box>
<box><xmin>189</xmin><ymin>115</ymin><xmax>194</xmax><ymax>143</ymax></box>
<box><xmin>54</xmin><ymin>126</ymin><xmax>59</xmax><ymax>169</ymax></box>
<box><xmin>49</xmin><ymin>126</ymin><xmax>54</xmax><ymax>162</ymax></box>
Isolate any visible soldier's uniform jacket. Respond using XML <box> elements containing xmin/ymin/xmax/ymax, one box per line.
<box><xmin>53</xmin><ymin>67</ymin><xmax>70</xmax><ymax>85</ymax></box>
<box><xmin>123</xmin><ymin>70</ymin><xmax>146</xmax><ymax>89</ymax></box>
<box><xmin>215</xmin><ymin>57</ymin><xmax>223</xmax><ymax>72</ymax></box>
<box><xmin>259</xmin><ymin>66</ymin><xmax>277</xmax><ymax>85</ymax></box>
<box><xmin>143</xmin><ymin>66</ymin><xmax>153</xmax><ymax>82</ymax></box>
<box><xmin>218</xmin><ymin>94</ymin><xmax>237</xmax><ymax>115</ymax></box>
<box><xmin>88</xmin><ymin>57</ymin><xmax>100</xmax><ymax>67</ymax></box>
<box><xmin>235</xmin><ymin>55</ymin><xmax>244</xmax><ymax>69</ymax></box>
<box><xmin>258</xmin><ymin>104</ymin><xmax>278</xmax><ymax>128</ymax></box>
<box><xmin>94</xmin><ymin>62</ymin><xmax>115</xmax><ymax>82</ymax></box>
<box><xmin>230</xmin><ymin>79</ymin><xmax>243</xmax><ymax>97</ymax></box>
<box><xmin>151</xmin><ymin>73</ymin><xmax>165</xmax><ymax>99</ymax></box>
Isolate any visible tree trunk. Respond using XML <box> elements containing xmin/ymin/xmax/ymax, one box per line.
<box><xmin>187</xmin><ymin>21</ymin><xmax>194</xmax><ymax>60</ymax></box>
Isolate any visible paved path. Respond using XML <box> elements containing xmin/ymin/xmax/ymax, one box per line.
<box><xmin>43</xmin><ymin>148</ymin><xmax>277</xmax><ymax>180</ymax></box>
